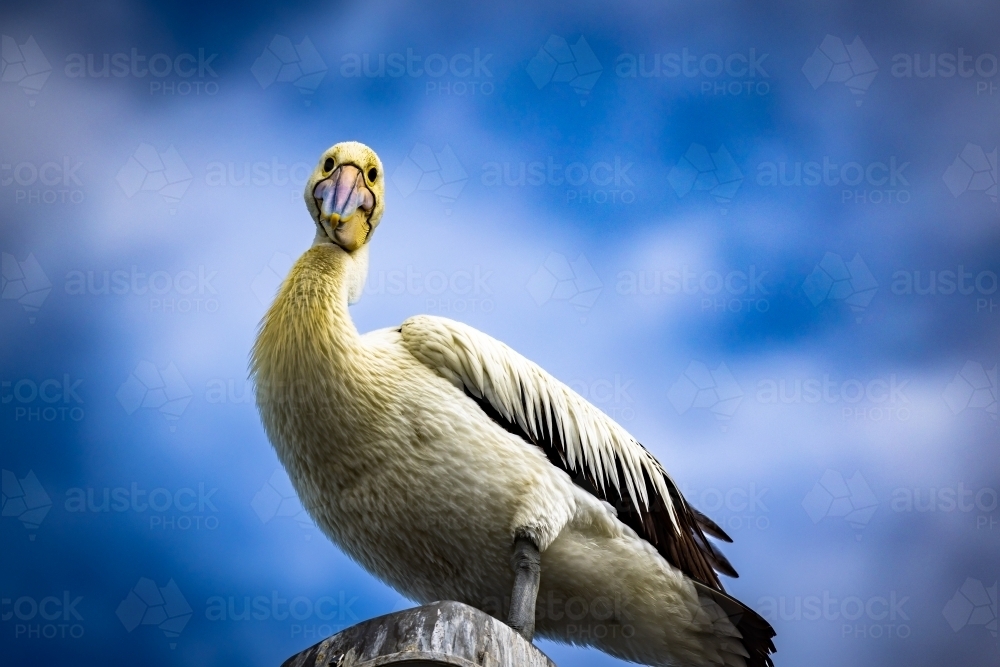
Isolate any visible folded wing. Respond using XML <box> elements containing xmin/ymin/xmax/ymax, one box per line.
<box><xmin>399</xmin><ymin>314</ymin><xmax>735</xmax><ymax>590</ymax></box>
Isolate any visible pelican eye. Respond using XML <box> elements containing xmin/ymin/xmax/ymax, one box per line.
<box><xmin>367</xmin><ymin>167</ymin><xmax>378</xmax><ymax>182</ymax></box>
<box><xmin>323</xmin><ymin>157</ymin><xmax>335</xmax><ymax>172</ymax></box>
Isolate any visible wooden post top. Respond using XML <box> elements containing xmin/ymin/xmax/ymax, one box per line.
<box><xmin>281</xmin><ymin>601</ymin><xmax>556</xmax><ymax>667</ymax></box>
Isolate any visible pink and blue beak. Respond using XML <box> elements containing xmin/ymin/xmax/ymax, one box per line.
<box><xmin>314</xmin><ymin>164</ymin><xmax>374</xmax><ymax>223</ymax></box>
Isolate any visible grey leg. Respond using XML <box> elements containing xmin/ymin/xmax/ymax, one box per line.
<box><xmin>506</xmin><ymin>535</ymin><xmax>541</xmax><ymax>641</ymax></box>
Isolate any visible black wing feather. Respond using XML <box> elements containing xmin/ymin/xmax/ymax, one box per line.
<box><xmin>464</xmin><ymin>388</ymin><xmax>776</xmax><ymax>666</ymax></box>
<box><xmin>466</xmin><ymin>388</ymin><xmax>732</xmax><ymax>589</ymax></box>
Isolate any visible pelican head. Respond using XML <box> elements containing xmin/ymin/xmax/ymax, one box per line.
<box><xmin>305</xmin><ymin>141</ymin><xmax>385</xmax><ymax>252</ymax></box>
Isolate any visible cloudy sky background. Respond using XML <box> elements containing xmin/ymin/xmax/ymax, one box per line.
<box><xmin>1</xmin><ymin>1</ymin><xmax>998</xmax><ymax>665</ymax></box>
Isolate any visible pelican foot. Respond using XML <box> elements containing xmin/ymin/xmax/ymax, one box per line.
<box><xmin>506</xmin><ymin>535</ymin><xmax>541</xmax><ymax>641</ymax></box>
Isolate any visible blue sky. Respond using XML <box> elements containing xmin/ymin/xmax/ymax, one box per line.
<box><xmin>1</xmin><ymin>1</ymin><xmax>998</xmax><ymax>665</ymax></box>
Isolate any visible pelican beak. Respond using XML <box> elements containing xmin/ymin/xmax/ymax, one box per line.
<box><xmin>313</xmin><ymin>165</ymin><xmax>376</xmax><ymax>251</ymax></box>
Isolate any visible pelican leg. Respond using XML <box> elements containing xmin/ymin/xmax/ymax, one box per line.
<box><xmin>506</xmin><ymin>535</ymin><xmax>541</xmax><ymax>641</ymax></box>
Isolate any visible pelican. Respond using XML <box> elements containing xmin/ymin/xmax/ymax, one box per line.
<box><xmin>251</xmin><ymin>142</ymin><xmax>775</xmax><ymax>667</ymax></box>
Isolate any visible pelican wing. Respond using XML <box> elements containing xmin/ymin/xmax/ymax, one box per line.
<box><xmin>399</xmin><ymin>314</ymin><xmax>735</xmax><ymax>590</ymax></box>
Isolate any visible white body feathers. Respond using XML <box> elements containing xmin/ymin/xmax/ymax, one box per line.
<box><xmin>252</xmin><ymin>243</ymin><xmax>753</xmax><ymax>667</ymax></box>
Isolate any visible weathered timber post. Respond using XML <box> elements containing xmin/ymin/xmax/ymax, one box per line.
<box><xmin>281</xmin><ymin>600</ymin><xmax>556</xmax><ymax>667</ymax></box>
